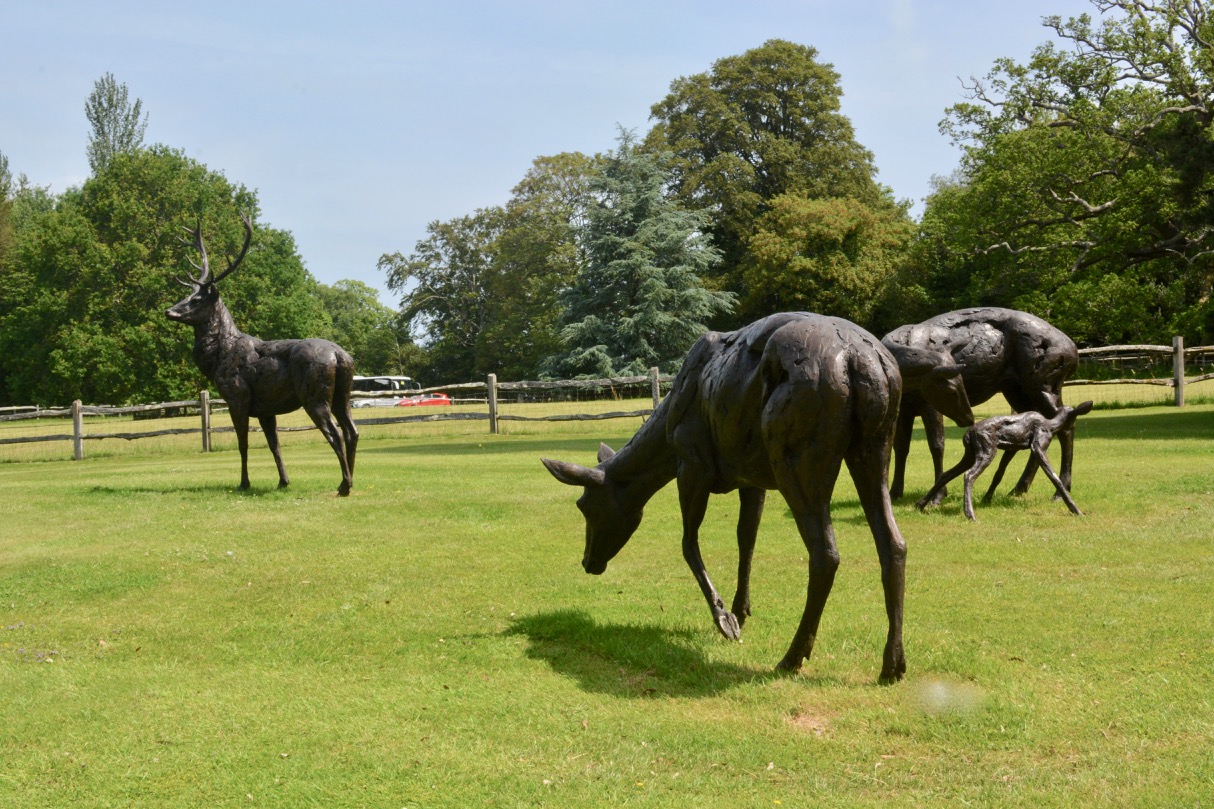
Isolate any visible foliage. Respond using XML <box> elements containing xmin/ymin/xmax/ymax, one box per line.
<box><xmin>647</xmin><ymin>39</ymin><xmax>894</xmax><ymax>325</ymax></box>
<box><xmin>379</xmin><ymin>207</ymin><xmax>505</xmax><ymax>383</ymax></box>
<box><xmin>930</xmin><ymin>0</ymin><xmax>1214</xmax><ymax>344</ymax></box>
<box><xmin>744</xmin><ymin>191</ymin><xmax>914</xmax><ymax>328</ymax></box>
<box><xmin>0</xmin><ymin>147</ymin><xmax>327</xmax><ymax>406</ymax></box>
<box><xmin>379</xmin><ymin>153</ymin><xmax>599</xmax><ymax>383</ymax></box>
<box><xmin>315</xmin><ymin>279</ymin><xmax>416</xmax><ymax>376</ymax></box>
<box><xmin>548</xmin><ymin>131</ymin><xmax>732</xmax><ymax>378</ymax></box>
<box><xmin>480</xmin><ymin>152</ymin><xmax>598</xmax><ymax>381</ymax></box>
<box><xmin>84</xmin><ymin>72</ymin><xmax>148</xmax><ymax>174</ymax></box>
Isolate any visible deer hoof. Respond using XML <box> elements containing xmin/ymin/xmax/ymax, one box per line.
<box><xmin>337</xmin><ymin>481</ymin><xmax>351</xmax><ymax>497</ymax></box>
<box><xmin>774</xmin><ymin>653</ymin><xmax>804</xmax><ymax>673</ymax></box>
<box><xmin>715</xmin><ymin>611</ymin><xmax>741</xmax><ymax>641</ymax></box>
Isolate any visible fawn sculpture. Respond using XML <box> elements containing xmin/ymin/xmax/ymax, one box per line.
<box><xmin>166</xmin><ymin>213</ymin><xmax>358</xmax><ymax>496</ymax></box>
<box><xmin>916</xmin><ymin>401</ymin><xmax>1094</xmax><ymax>520</ymax></box>
<box><xmin>543</xmin><ymin>313</ymin><xmax>908</xmax><ymax>682</ymax></box>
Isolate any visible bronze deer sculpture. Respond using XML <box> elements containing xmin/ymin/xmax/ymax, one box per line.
<box><xmin>166</xmin><ymin>213</ymin><xmax>358</xmax><ymax>496</ymax></box>
<box><xmin>882</xmin><ymin>307</ymin><xmax>1079</xmax><ymax>505</ymax></box>
<box><xmin>916</xmin><ymin>401</ymin><xmax>1094</xmax><ymax>520</ymax></box>
<box><xmin>543</xmin><ymin>313</ymin><xmax>909</xmax><ymax>683</ymax></box>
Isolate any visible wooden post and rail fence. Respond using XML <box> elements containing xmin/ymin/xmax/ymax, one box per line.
<box><xmin>4</xmin><ymin>340</ymin><xmax>1214</xmax><ymax>461</ymax></box>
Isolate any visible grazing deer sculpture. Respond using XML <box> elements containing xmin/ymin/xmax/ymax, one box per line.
<box><xmin>542</xmin><ymin>313</ymin><xmax>908</xmax><ymax>682</ymax></box>
<box><xmin>916</xmin><ymin>401</ymin><xmax>1094</xmax><ymax>520</ymax></box>
<box><xmin>882</xmin><ymin>308</ymin><xmax>1079</xmax><ymax>505</ymax></box>
<box><xmin>166</xmin><ymin>213</ymin><xmax>358</xmax><ymax>496</ymax></box>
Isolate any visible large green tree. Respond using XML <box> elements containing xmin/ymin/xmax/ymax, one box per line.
<box><xmin>85</xmin><ymin>72</ymin><xmax>148</xmax><ymax>174</ymax></box>
<box><xmin>379</xmin><ymin>153</ymin><xmax>599</xmax><ymax>383</ymax></box>
<box><xmin>0</xmin><ymin>147</ymin><xmax>327</xmax><ymax>405</ymax></box>
<box><xmin>932</xmin><ymin>0</ymin><xmax>1214</xmax><ymax>343</ymax></box>
<box><xmin>547</xmin><ymin>131</ymin><xmax>733</xmax><ymax>377</ymax></box>
<box><xmin>316</xmin><ymin>279</ymin><xmax>416</xmax><ymax>376</ymax></box>
<box><xmin>646</xmin><ymin>39</ymin><xmax>893</xmax><ymax>324</ymax></box>
<box><xmin>378</xmin><ymin>207</ymin><xmax>504</xmax><ymax>383</ymax></box>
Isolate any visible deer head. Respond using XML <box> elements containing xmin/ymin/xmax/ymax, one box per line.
<box><xmin>165</xmin><ymin>212</ymin><xmax>253</xmax><ymax>325</ymax></box>
<box><xmin>541</xmin><ymin>443</ymin><xmax>642</xmax><ymax>575</ymax></box>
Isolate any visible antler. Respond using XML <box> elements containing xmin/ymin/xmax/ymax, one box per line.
<box><xmin>210</xmin><ymin>211</ymin><xmax>253</xmax><ymax>285</ymax></box>
<box><xmin>176</xmin><ymin>212</ymin><xmax>253</xmax><ymax>286</ymax></box>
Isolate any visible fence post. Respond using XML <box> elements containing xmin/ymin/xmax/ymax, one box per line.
<box><xmin>1173</xmin><ymin>336</ymin><xmax>1186</xmax><ymax>407</ymax></box>
<box><xmin>71</xmin><ymin>399</ymin><xmax>84</xmax><ymax>461</ymax></box>
<box><xmin>487</xmin><ymin>373</ymin><xmax>499</xmax><ymax>434</ymax></box>
<box><xmin>649</xmin><ymin>366</ymin><xmax>660</xmax><ymax>410</ymax></box>
<box><xmin>200</xmin><ymin>390</ymin><xmax>212</xmax><ymax>452</ymax></box>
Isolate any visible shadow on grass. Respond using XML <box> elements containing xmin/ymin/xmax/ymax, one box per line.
<box><xmin>85</xmin><ymin>483</ymin><xmax>285</xmax><ymax>497</ymax></box>
<box><xmin>359</xmin><ymin>435</ymin><xmax>635</xmax><ymax>459</ymax></box>
<box><xmin>505</xmin><ymin>609</ymin><xmax>776</xmax><ymax>698</ymax></box>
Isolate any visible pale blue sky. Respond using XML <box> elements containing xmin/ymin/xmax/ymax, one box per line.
<box><xmin>2</xmin><ymin>0</ymin><xmax>1097</xmax><ymax>304</ymax></box>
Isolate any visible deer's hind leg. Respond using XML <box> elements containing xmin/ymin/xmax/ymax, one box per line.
<box><xmin>303</xmin><ymin>402</ymin><xmax>353</xmax><ymax>496</ymax></box>
<box><xmin>336</xmin><ymin>404</ymin><xmax>358</xmax><ymax>477</ymax></box>
<box><xmin>846</xmin><ymin>445</ymin><xmax>907</xmax><ymax>684</ymax></box>
<box><xmin>258</xmin><ymin>415</ymin><xmax>290</xmax><ymax>489</ymax></box>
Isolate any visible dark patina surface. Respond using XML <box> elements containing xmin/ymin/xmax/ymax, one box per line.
<box><xmin>917</xmin><ymin>401</ymin><xmax>1094</xmax><ymax>520</ymax></box>
<box><xmin>166</xmin><ymin>214</ymin><xmax>358</xmax><ymax>496</ymax></box>
<box><xmin>882</xmin><ymin>307</ymin><xmax>1079</xmax><ymax>504</ymax></box>
<box><xmin>543</xmin><ymin>312</ymin><xmax>909</xmax><ymax>682</ymax></box>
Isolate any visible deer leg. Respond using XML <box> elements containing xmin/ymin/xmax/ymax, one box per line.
<box><xmin>962</xmin><ymin>441</ymin><xmax>998</xmax><ymax>521</ymax></box>
<box><xmin>845</xmin><ymin>451</ymin><xmax>907</xmax><ymax>684</ymax></box>
<box><xmin>889</xmin><ymin>405</ymin><xmax>915</xmax><ymax>500</ymax></box>
<box><xmin>1057</xmin><ymin>420</ymin><xmax>1075</xmax><ymax>494</ymax></box>
<box><xmin>731</xmin><ymin>487</ymin><xmax>765</xmax><ymax>628</ymax></box>
<box><xmin>335</xmin><ymin>404</ymin><xmax>359</xmax><ymax>478</ymax></box>
<box><xmin>982</xmin><ymin>448</ymin><xmax>1019</xmax><ymax>503</ymax></box>
<box><xmin>915</xmin><ymin>446</ymin><xmax>974</xmax><ymax>511</ymax></box>
<box><xmin>678</xmin><ymin>474</ymin><xmax>740</xmax><ymax>641</ymax></box>
<box><xmin>922</xmin><ymin>409</ymin><xmax>948</xmax><ymax>506</ymax></box>
<box><xmin>230</xmin><ymin>409</ymin><xmax>251</xmax><ymax>490</ymax></box>
<box><xmin>771</xmin><ymin>448</ymin><xmax>844</xmax><ymax>673</ymax></box>
<box><xmin>1032</xmin><ymin>445</ymin><xmax>1083</xmax><ymax>515</ymax></box>
<box><xmin>304</xmin><ymin>404</ymin><xmax>353</xmax><ymax>497</ymax></box>
<box><xmin>258</xmin><ymin>415</ymin><xmax>290</xmax><ymax>489</ymax></box>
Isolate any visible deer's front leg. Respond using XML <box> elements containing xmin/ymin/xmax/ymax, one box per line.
<box><xmin>229</xmin><ymin>408</ymin><xmax>251</xmax><ymax>490</ymax></box>
<box><xmin>678</xmin><ymin>474</ymin><xmax>740</xmax><ymax>641</ymax></box>
<box><xmin>259</xmin><ymin>415</ymin><xmax>289</xmax><ymax>489</ymax></box>
<box><xmin>732</xmin><ymin>487</ymin><xmax>765</xmax><ymax>627</ymax></box>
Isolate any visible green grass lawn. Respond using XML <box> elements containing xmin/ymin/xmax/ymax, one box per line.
<box><xmin>2</xmin><ymin>405</ymin><xmax>1213</xmax><ymax>807</ymax></box>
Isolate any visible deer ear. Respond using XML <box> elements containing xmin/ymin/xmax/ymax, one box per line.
<box><xmin>1073</xmin><ymin>401</ymin><xmax>1094</xmax><ymax>417</ymax></box>
<box><xmin>597</xmin><ymin>443</ymin><xmax>616</xmax><ymax>463</ymax></box>
<box><xmin>542</xmin><ymin>458</ymin><xmax>606</xmax><ymax>487</ymax></box>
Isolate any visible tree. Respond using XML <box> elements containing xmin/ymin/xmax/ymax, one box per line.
<box><xmin>480</xmin><ymin>152</ymin><xmax>598</xmax><ymax>380</ymax></box>
<box><xmin>935</xmin><ymin>0</ymin><xmax>1214</xmax><ymax>343</ymax></box>
<box><xmin>85</xmin><ymin>72</ymin><xmax>149</xmax><ymax>174</ymax></box>
<box><xmin>378</xmin><ymin>152</ymin><xmax>600</xmax><ymax>383</ymax></box>
<box><xmin>378</xmin><ymin>208</ymin><xmax>504</xmax><ymax>383</ymax></box>
<box><xmin>0</xmin><ymin>147</ymin><xmax>327</xmax><ymax>405</ymax></box>
<box><xmin>548</xmin><ymin>130</ymin><xmax>733</xmax><ymax>377</ymax></box>
<box><xmin>647</xmin><ymin>39</ymin><xmax>890</xmax><ymax>324</ymax></box>
<box><xmin>316</xmin><ymin>279</ymin><xmax>414</xmax><ymax>375</ymax></box>
<box><xmin>744</xmin><ymin>192</ymin><xmax>914</xmax><ymax>327</ymax></box>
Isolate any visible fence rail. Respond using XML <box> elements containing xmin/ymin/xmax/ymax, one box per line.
<box><xmin>0</xmin><ymin>367</ymin><xmax>671</xmax><ymax>460</ymax></box>
<box><xmin>3</xmin><ymin>340</ymin><xmax>1212</xmax><ymax>463</ymax></box>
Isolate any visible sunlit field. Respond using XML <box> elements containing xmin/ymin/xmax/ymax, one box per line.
<box><xmin>2</xmin><ymin>402</ymin><xmax>1213</xmax><ymax>806</ymax></box>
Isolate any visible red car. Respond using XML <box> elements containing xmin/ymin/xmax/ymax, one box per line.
<box><xmin>396</xmin><ymin>392</ymin><xmax>452</xmax><ymax>407</ymax></box>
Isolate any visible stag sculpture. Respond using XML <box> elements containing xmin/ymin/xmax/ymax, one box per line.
<box><xmin>166</xmin><ymin>213</ymin><xmax>358</xmax><ymax>496</ymax></box>
<box><xmin>543</xmin><ymin>312</ymin><xmax>908</xmax><ymax>682</ymax></box>
<box><xmin>916</xmin><ymin>401</ymin><xmax>1094</xmax><ymax>520</ymax></box>
<box><xmin>882</xmin><ymin>308</ymin><xmax>1079</xmax><ymax>504</ymax></box>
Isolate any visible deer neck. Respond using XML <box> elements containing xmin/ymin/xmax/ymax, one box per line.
<box><xmin>602</xmin><ymin>397</ymin><xmax>679</xmax><ymax>504</ymax></box>
<box><xmin>191</xmin><ymin>300</ymin><xmax>244</xmax><ymax>381</ymax></box>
